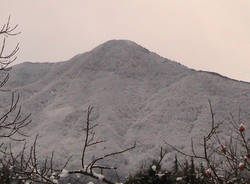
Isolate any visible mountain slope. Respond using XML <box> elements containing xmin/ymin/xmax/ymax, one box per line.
<box><xmin>4</xmin><ymin>40</ymin><xmax>250</xmax><ymax>176</ymax></box>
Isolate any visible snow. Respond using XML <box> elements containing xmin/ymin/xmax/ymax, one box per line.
<box><xmin>93</xmin><ymin>171</ymin><xmax>105</xmax><ymax>181</ymax></box>
<box><xmin>176</xmin><ymin>177</ymin><xmax>183</xmax><ymax>181</ymax></box>
<box><xmin>59</xmin><ymin>169</ymin><xmax>69</xmax><ymax>178</ymax></box>
<box><xmin>4</xmin><ymin>39</ymin><xmax>250</xmax><ymax>179</ymax></box>
<box><xmin>151</xmin><ymin>165</ymin><xmax>156</xmax><ymax>171</ymax></box>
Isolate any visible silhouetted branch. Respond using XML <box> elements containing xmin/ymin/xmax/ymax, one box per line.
<box><xmin>165</xmin><ymin>100</ymin><xmax>249</xmax><ymax>183</ymax></box>
<box><xmin>0</xmin><ymin>16</ymin><xmax>20</xmax><ymax>70</ymax></box>
<box><xmin>69</xmin><ymin>105</ymin><xmax>136</xmax><ymax>184</ymax></box>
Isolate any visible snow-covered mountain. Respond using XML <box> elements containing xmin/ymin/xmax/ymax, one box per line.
<box><xmin>3</xmin><ymin>40</ymin><xmax>250</xmax><ymax>176</ymax></box>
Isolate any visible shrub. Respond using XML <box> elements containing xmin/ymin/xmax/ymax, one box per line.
<box><xmin>125</xmin><ymin>157</ymin><xmax>214</xmax><ymax>184</ymax></box>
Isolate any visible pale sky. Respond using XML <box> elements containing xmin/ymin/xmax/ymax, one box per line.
<box><xmin>1</xmin><ymin>0</ymin><xmax>249</xmax><ymax>82</ymax></box>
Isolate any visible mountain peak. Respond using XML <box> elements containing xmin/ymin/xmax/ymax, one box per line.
<box><xmin>101</xmin><ymin>39</ymin><xmax>138</xmax><ymax>45</ymax></box>
<box><xmin>66</xmin><ymin>39</ymin><xmax>191</xmax><ymax>81</ymax></box>
<box><xmin>92</xmin><ymin>39</ymin><xmax>150</xmax><ymax>54</ymax></box>
<box><xmin>99</xmin><ymin>39</ymin><xmax>141</xmax><ymax>47</ymax></box>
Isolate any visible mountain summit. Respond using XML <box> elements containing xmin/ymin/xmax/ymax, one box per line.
<box><xmin>92</xmin><ymin>39</ymin><xmax>150</xmax><ymax>53</ymax></box>
<box><xmin>69</xmin><ymin>40</ymin><xmax>188</xmax><ymax>82</ymax></box>
<box><xmin>5</xmin><ymin>40</ymin><xmax>250</xmax><ymax>175</ymax></box>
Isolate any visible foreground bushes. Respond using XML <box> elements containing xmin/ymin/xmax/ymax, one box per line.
<box><xmin>126</xmin><ymin>159</ymin><xmax>249</xmax><ymax>184</ymax></box>
<box><xmin>0</xmin><ymin>156</ymin><xmax>249</xmax><ymax>184</ymax></box>
<box><xmin>125</xmin><ymin>158</ymin><xmax>214</xmax><ymax>184</ymax></box>
<box><xmin>0</xmin><ymin>103</ymin><xmax>248</xmax><ymax>184</ymax></box>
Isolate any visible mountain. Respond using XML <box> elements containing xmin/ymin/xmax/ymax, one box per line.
<box><xmin>3</xmin><ymin>39</ymin><xmax>250</xmax><ymax>177</ymax></box>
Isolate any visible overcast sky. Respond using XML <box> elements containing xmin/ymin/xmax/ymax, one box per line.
<box><xmin>1</xmin><ymin>0</ymin><xmax>249</xmax><ymax>82</ymax></box>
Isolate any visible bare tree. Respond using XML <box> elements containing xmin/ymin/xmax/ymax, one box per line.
<box><xmin>0</xmin><ymin>16</ymin><xmax>33</xmax><ymax>183</ymax></box>
<box><xmin>3</xmin><ymin>106</ymin><xmax>135</xmax><ymax>184</ymax></box>
<box><xmin>0</xmin><ymin>16</ymin><xmax>30</xmax><ymax>141</ymax></box>
<box><xmin>0</xmin><ymin>16</ymin><xmax>20</xmax><ymax>70</ymax></box>
<box><xmin>67</xmin><ymin>106</ymin><xmax>136</xmax><ymax>184</ymax></box>
<box><xmin>165</xmin><ymin>100</ymin><xmax>249</xmax><ymax>184</ymax></box>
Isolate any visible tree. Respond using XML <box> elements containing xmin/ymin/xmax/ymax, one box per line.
<box><xmin>165</xmin><ymin>100</ymin><xmax>249</xmax><ymax>184</ymax></box>
<box><xmin>0</xmin><ymin>16</ymin><xmax>30</xmax><ymax>139</ymax></box>
<box><xmin>0</xmin><ymin>15</ymin><xmax>33</xmax><ymax>183</ymax></box>
<box><xmin>1</xmin><ymin>106</ymin><xmax>135</xmax><ymax>184</ymax></box>
<box><xmin>0</xmin><ymin>15</ymin><xmax>31</xmax><ymax>157</ymax></box>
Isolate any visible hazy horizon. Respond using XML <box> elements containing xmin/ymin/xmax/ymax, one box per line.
<box><xmin>1</xmin><ymin>0</ymin><xmax>249</xmax><ymax>82</ymax></box>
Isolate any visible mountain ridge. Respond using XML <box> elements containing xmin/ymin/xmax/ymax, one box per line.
<box><xmin>15</xmin><ymin>39</ymin><xmax>249</xmax><ymax>83</ymax></box>
<box><xmin>3</xmin><ymin>40</ymin><xmax>249</xmax><ymax>177</ymax></box>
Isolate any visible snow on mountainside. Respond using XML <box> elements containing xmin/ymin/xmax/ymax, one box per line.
<box><xmin>3</xmin><ymin>40</ymin><xmax>250</xmax><ymax>176</ymax></box>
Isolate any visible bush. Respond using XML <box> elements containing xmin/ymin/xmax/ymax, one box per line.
<box><xmin>125</xmin><ymin>156</ymin><xmax>215</xmax><ymax>184</ymax></box>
